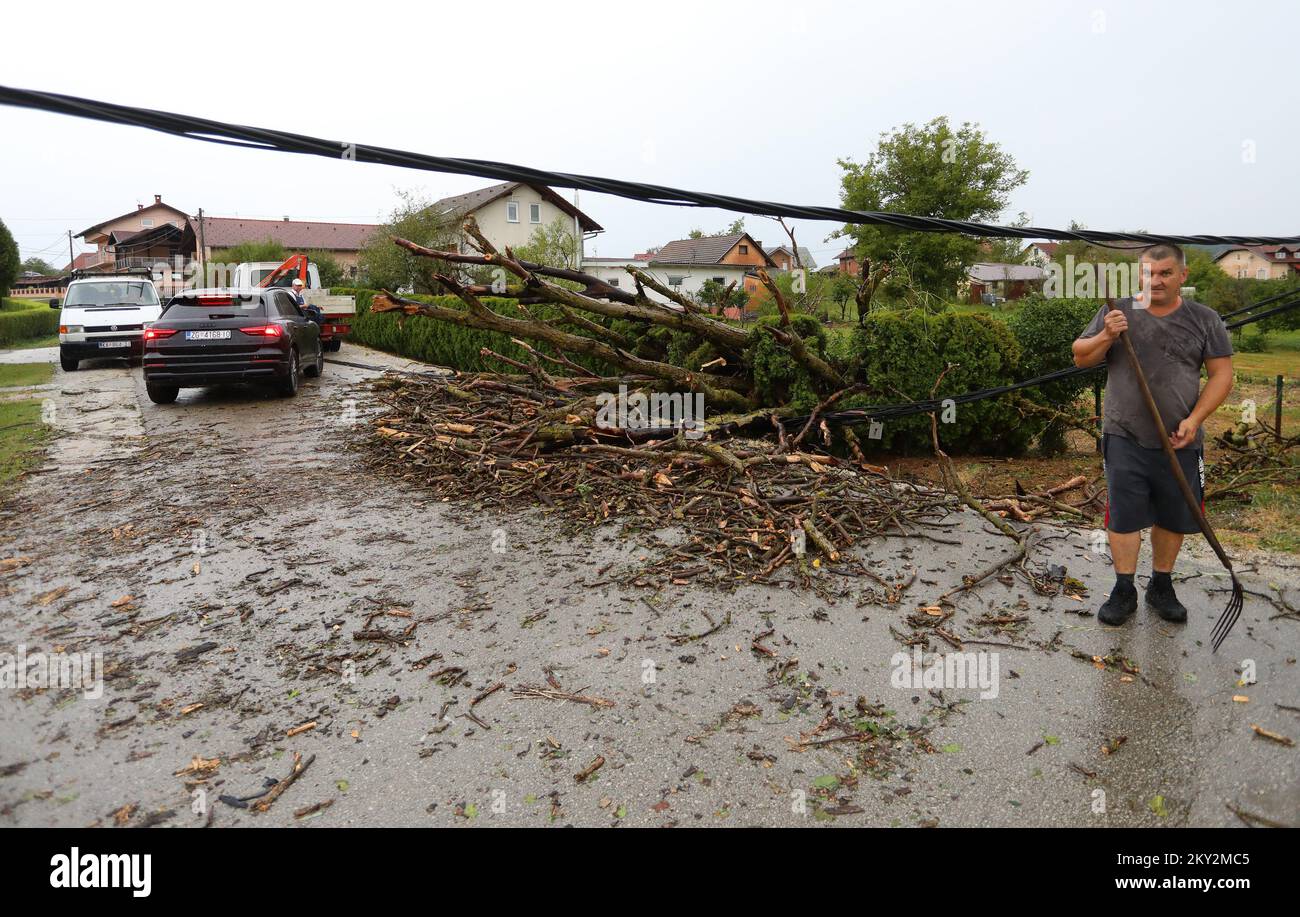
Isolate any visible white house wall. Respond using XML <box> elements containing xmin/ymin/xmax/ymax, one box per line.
<box><xmin>467</xmin><ymin>187</ymin><xmax>579</xmax><ymax>255</ymax></box>
<box><xmin>581</xmin><ymin>261</ymin><xmax>751</xmax><ymax>304</ymax></box>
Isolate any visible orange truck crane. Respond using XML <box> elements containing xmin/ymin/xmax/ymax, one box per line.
<box><xmin>242</xmin><ymin>253</ymin><xmax>356</xmax><ymax>352</ymax></box>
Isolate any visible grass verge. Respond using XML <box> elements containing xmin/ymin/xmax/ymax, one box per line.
<box><xmin>0</xmin><ymin>398</ymin><xmax>51</xmax><ymax>498</ymax></box>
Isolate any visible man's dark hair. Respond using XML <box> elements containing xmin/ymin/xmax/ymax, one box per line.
<box><xmin>1139</xmin><ymin>243</ymin><xmax>1185</xmax><ymax>265</ymax></box>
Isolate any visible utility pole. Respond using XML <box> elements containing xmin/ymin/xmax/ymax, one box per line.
<box><xmin>573</xmin><ymin>190</ymin><xmax>582</xmax><ymax>270</ymax></box>
<box><xmin>67</xmin><ymin>230</ymin><xmax>74</xmax><ymax>272</ymax></box>
<box><xmin>197</xmin><ymin>208</ymin><xmax>207</xmax><ymax>285</ymax></box>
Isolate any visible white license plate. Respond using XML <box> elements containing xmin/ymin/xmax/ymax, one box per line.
<box><xmin>98</xmin><ymin>341</ymin><xmax>130</xmax><ymax>349</ymax></box>
<box><xmin>185</xmin><ymin>330</ymin><xmax>231</xmax><ymax>340</ymax></box>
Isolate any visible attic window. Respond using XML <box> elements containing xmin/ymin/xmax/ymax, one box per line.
<box><xmin>529</xmin><ymin>203</ymin><xmax>541</xmax><ymax>223</ymax></box>
<box><xmin>738</xmin><ymin>244</ymin><xmax>748</xmax><ymax>254</ymax></box>
<box><xmin>607</xmin><ymin>278</ymin><xmax>619</xmax><ymax>287</ymax></box>
<box><xmin>141</xmin><ymin>218</ymin><xmax>154</xmax><ymax>228</ymax></box>
<box><xmin>1276</xmin><ymin>250</ymin><xmax>1287</xmax><ymax>259</ymax></box>
<box><xmin>668</xmin><ymin>276</ymin><xmax>684</xmax><ymax>287</ymax></box>
<box><xmin>506</xmin><ymin>201</ymin><xmax>519</xmax><ymax>223</ymax></box>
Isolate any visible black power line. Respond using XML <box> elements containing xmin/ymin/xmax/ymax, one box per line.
<box><xmin>4</xmin><ymin>84</ymin><xmax>1300</xmax><ymax>247</ymax></box>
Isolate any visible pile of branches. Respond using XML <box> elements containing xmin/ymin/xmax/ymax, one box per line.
<box><xmin>352</xmin><ymin>219</ymin><xmax>1074</xmax><ymax>595</ymax></box>
<box><xmin>357</xmin><ymin>371</ymin><xmax>956</xmax><ymax>589</ymax></box>
<box><xmin>1208</xmin><ymin>417</ymin><xmax>1300</xmax><ymax>500</ymax></box>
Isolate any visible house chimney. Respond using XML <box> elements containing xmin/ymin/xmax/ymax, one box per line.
<box><xmin>284</xmin><ymin>216</ymin><xmax>290</xmax><ymax>222</ymax></box>
<box><xmin>137</xmin><ymin>204</ymin><xmax>144</xmax><ymax>211</ymax></box>
<box><xmin>154</xmin><ymin>194</ymin><xmax>162</xmax><ymax>204</ymax></box>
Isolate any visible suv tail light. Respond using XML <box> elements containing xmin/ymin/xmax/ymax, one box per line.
<box><xmin>239</xmin><ymin>325</ymin><xmax>284</xmax><ymax>338</ymax></box>
<box><xmin>144</xmin><ymin>328</ymin><xmax>177</xmax><ymax>340</ymax></box>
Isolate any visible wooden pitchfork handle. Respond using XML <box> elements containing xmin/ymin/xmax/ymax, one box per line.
<box><xmin>1104</xmin><ymin>298</ymin><xmax>1235</xmax><ymax>575</ymax></box>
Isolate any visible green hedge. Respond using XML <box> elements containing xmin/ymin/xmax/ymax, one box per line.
<box><xmin>342</xmin><ymin>286</ymin><xmax>1091</xmax><ymax>456</ymax></box>
<box><xmin>1004</xmin><ymin>295</ymin><xmax>1101</xmax><ymax>399</ymax></box>
<box><xmin>843</xmin><ymin>309</ymin><xmax>1031</xmax><ymax>454</ymax></box>
<box><xmin>2</xmin><ymin>297</ymin><xmax>50</xmax><ymax>312</ymax></box>
<box><xmin>1003</xmin><ymin>295</ymin><xmax>1103</xmax><ymax>453</ymax></box>
<box><xmin>748</xmin><ymin>314</ymin><xmax>830</xmax><ymax>411</ymax></box>
<box><xmin>0</xmin><ymin>307</ymin><xmax>59</xmax><ymax>346</ymax></box>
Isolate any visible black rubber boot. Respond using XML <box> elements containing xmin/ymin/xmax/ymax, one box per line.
<box><xmin>1098</xmin><ymin>581</ymin><xmax>1138</xmax><ymax>626</ymax></box>
<box><xmin>1146</xmin><ymin>575</ymin><xmax>1188</xmax><ymax>622</ymax></box>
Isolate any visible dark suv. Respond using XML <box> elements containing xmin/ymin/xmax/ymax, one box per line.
<box><xmin>142</xmin><ymin>288</ymin><xmax>324</xmax><ymax>404</ymax></box>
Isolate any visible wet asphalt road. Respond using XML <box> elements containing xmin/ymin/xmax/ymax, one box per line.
<box><xmin>0</xmin><ymin>344</ymin><xmax>1296</xmax><ymax>827</ymax></box>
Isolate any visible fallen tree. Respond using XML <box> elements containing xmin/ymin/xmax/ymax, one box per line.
<box><xmin>368</xmin><ymin>217</ymin><xmax>845</xmax><ymax>423</ymax></box>
<box><xmin>352</xmin><ymin>220</ymin><xmax>1110</xmax><ymax>598</ymax></box>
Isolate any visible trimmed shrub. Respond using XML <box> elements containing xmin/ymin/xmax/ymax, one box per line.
<box><xmin>1005</xmin><ymin>294</ymin><xmax>1103</xmax><ymax>452</ymax></box>
<box><xmin>747</xmin><ymin>314</ymin><xmax>829</xmax><ymax>411</ymax></box>
<box><xmin>1234</xmin><ymin>327</ymin><xmax>1271</xmax><ymax>353</ymax></box>
<box><xmin>0</xmin><ymin>307</ymin><xmax>59</xmax><ymax>346</ymax></box>
<box><xmin>844</xmin><ymin>308</ymin><xmax>1030</xmax><ymax>454</ymax></box>
<box><xmin>3</xmin><ymin>297</ymin><xmax>51</xmax><ymax>312</ymax></box>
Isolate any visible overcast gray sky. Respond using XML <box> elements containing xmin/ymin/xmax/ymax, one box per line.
<box><xmin>2</xmin><ymin>0</ymin><xmax>1297</xmax><ymax>268</ymax></box>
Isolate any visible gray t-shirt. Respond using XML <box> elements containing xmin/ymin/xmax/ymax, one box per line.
<box><xmin>1080</xmin><ymin>296</ymin><xmax>1233</xmax><ymax>450</ymax></box>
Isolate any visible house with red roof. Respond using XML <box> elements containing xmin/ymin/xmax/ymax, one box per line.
<box><xmin>68</xmin><ymin>194</ymin><xmax>190</xmax><ymax>272</ymax></box>
<box><xmin>189</xmin><ymin>216</ymin><xmax>380</xmax><ymax>278</ymax></box>
<box><xmin>1214</xmin><ymin>244</ymin><xmax>1300</xmax><ymax>280</ymax></box>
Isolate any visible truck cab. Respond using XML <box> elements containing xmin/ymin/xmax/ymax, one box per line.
<box><xmin>233</xmin><ymin>255</ymin><xmax>354</xmax><ymax>351</ymax></box>
<box><xmin>57</xmin><ymin>272</ymin><xmax>163</xmax><ymax>371</ymax></box>
<box><xmin>232</xmin><ymin>261</ymin><xmax>322</xmax><ymax>289</ymax></box>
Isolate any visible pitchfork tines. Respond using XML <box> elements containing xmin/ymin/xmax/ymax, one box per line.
<box><xmin>1210</xmin><ymin>574</ymin><xmax>1245</xmax><ymax>652</ymax></box>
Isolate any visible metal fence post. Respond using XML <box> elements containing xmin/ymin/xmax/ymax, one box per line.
<box><xmin>1277</xmin><ymin>374</ymin><xmax>1284</xmax><ymax>442</ymax></box>
<box><xmin>1094</xmin><ymin>379</ymin><xmax>1103</xmax><ymax>453</ymax></box>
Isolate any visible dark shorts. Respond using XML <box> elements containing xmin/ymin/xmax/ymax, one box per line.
<box><xmin>1103</xmin><ymin>433</ymin><xmax>1204</xmax><ymax>535</ymax></box>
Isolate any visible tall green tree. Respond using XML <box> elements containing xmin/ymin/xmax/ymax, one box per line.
<box><xmin>1047</xmin><ymin>221</ymin><xmax>1141</xmax><ymax>273</ymax></box>
<box><xmin>0</xmin><ymin>219</ymin><xmax>19</xmax><ymax>299</ymax></box>
<box><xmin>515</xmin><ymin>216</ymin><xmax>579</xmax><ymax>270</ymax></box>
<box><xmin>982</xmin><ymin>212</ymin><xmax>1032</xmax><ymax>264</ymax></box>
<box><xmin>210</xmin><ymin>239</ymin><xmax>288</xmax><ymax>266</ymax></box>
<box><xmin>697</xmin><ymin>278</ymin><xmax>748</xmax><ymax>315</ymax></box>
<box><xmin>688</xmin><ymin>218</ymin><xmax>745</xmax><ymax>240</ymax></box>
<box><xmin>358</xmin><ymin>190</ymin><xmax>459</xmax><ymax>294</ymax></box>
<box><xmin>20</xmin><ymin>257</ymin><xmax>59</xmax><ymax>275</ymax></box>
<box><xmin>836</xmin><ymin>117</ymin><xmax>1028</xmax><ymax>304</ymax></box>
<box><xmin>830</xmin><ymin>272</ymin><xmax>858</xmax><ymax>321</ymax></box>
<box><xmin>305</xmin><ymin>249</ymin><xmax>344</xmax><ymax>287</ymax></box>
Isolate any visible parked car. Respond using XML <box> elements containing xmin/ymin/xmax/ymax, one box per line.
<box><xmin>56</xmin><ymin>272</ymin><xmax>163</xmax><ymax>371</ymax></box>
<box><xmin>142</xmin><ymin>288</ymin><xmax>323</xmax><ymax>404</ymax></box>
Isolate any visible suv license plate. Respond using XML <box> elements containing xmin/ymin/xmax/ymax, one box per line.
<box><xmin>185</xmin><ymin>330</ymin><xmax>231</xmax><ymax>340</ymax></box>
<box><xmin>98</xmin><ymin>341</ymin><xmax>130</xmax><ymax>349</ymax></box>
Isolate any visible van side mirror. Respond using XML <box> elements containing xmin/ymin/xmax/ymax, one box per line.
<box><xmin>49</xmin><ymin>299</ymin><xmax>60</xmax><ymax>309</ymax></box>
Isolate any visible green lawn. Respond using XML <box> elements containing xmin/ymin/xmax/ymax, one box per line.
<box><xmin>0</xmin><ymin>398</ymin><xmax>50</xmax><ymax>497</ymax></box>
<box><xmin>6</xmin><ymin>334</ymin><xmax>58</xmax><ymax>351</ymax></box>
<box><xmin>1232</xmin><ymin>327</ymin><xmax>1300</xmax><ymax>383</ymax></box>
<box><xmin>0</xmin><ymin>362</ymin><xmax>55</xmax><ymax>389</ymax></box>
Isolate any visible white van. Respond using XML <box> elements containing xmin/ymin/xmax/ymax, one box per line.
<box><xmin>57</xmin><ymin>273</ymin><xmax>163</xmax><ymax>372</ymax></box>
